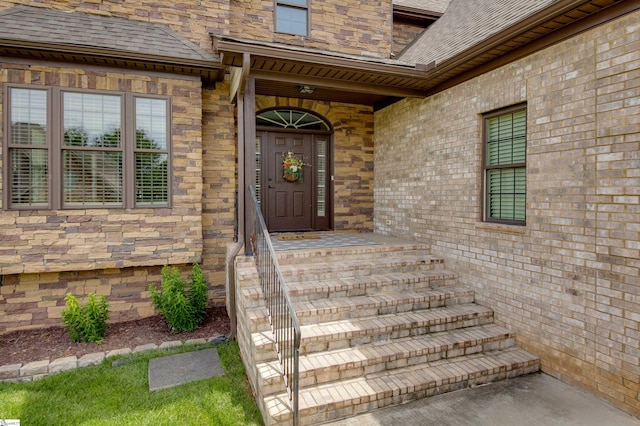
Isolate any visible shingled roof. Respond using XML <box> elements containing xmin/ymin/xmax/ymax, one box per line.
<box><xmin>0</xmin><ymin>5</ymin><xmax>222</xmax><ymax>78</ymax></box>
<box><xmin>393</xmin><ymin>0</ymin><xmax>451</xmax><ymax>15</ymax></box>
<box><xmin>399</xmin><ymin>0</ymin><xmax>557</xmax><ymax>65</ymax></box>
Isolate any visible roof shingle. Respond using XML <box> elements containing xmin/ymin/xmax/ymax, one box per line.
<box><xmin>393</xmin><ymin>0</ymin><xmax>451</xmax><ymax>15</ymax></box>
<box><xmin>0</xmin><ymin>5</ymin><xmax>218</xmax><ymax>64</ymax></box>
<box><xmin>398</xmin><ymin>0</ymin><xmax>558</xmax><ymax>65</ymax></box>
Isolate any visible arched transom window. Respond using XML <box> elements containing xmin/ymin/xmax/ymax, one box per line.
<box><xmin>256</xmin><ymin>109</ymin><xmax>330</xmax><ymax>131</ymax></box>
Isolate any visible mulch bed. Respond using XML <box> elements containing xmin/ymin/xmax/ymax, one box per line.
<box><xmin>0</xmin><ymin>306</ymin><xmax>231</xmax><ymax>366</ymax></box>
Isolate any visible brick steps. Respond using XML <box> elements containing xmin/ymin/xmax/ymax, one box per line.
<box><xmin>238</xmin><ymin>253</ymin><xmax>445</xmax><ymax>283</ymax></box>
<box><xmin>233</xmin><ymin>243</ymin><xmax>540</xmax><ymax>425</ymax></box>
<box><xmin>244</xmin><ymin>285</ymin><xmax>474</xmax><ymax>326</ymax></box>
<box><xmin>257</xmin><ymin>323</ymin><xmax>517</xmax><ymax>394</ymax></box>
<box><xmin>265</xmin><ymin>348</ymin><xmax>540</xmax><ymax>425</ymax></box>
<box><xmin>273</xmin><ymin>243</ymin><xmax>432</xmax><ymax>265</ymax></box>
<box><xmin>241</xmin><ymin>269</ymin><xmax>459</xmax><ymax>306</ymax></box>
<box><xmin>251</xmin><ymin>304</ymin><xmax>494</xmax><ymax>360</ymax></box>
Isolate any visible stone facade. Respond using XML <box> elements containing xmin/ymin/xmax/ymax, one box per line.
<box><xmin>0</xmin><ymin>61</ymin><xmax>207</xmax><ymax>330</ymax></box>
<box><xmin>392</xmin><ymin>21</ymin><xmax>426</xmax><ymax>56</ymax></box>
<box><xmin>230</xmin><ymin>0</ymin><xmax>393</xmax><ymax>58</ymax></box>
<box><xmin>0</xmin><ymin>1</ymin><xmax>381</xmax><ymax>332</ymax></box>
<box><xmin>0</xmin><ymin>63</ymin><xmax>205</xmax><ymax>275</ymax></box>
<box><xmin>202</xmin><ymin>81</ymin><xmax>237</xmax><ymax>301</ymax></box>
<box><xmin>374</xmin><ymin>10</ymin><xmax>640</xmax><ymax>415</ymax></box>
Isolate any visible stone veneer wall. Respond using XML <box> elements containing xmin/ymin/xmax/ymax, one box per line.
<box><xmin>230</xmin><ymin>0</ymin><xmax>392</xmax><ymax>58</ymax></box>
<box><xmin>374</xmin><ymin>11</ymin><xmax>640</xmax><ymax>416</ymax></box>
<box><xmin>256</xmin><ymin>96</ymin><xmax>375</xmax><ymax>231</ymax></box>
<box><xmin>392</xmin><ymin>21</ymin><xmax>426</xmax><ymax>56</ymax></box>
<box><xmin>202</xmin><ymin>81</ymin><xmax>237</xmax><ymax>301</ymax></box>
<box><xmin>0</xmin><ymin>61</ymin><xmax>208</xmax><ymax>331</ymax></box>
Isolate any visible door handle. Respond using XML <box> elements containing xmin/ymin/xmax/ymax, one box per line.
<box><xmin>268</xmin><ymin>185</ymin><xmax>275</xmax><ymax>188</ymax></box>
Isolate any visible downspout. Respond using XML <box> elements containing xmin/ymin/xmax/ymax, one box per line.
<box><xmin>227</xmin><ymin>53</ymin><xmax>251</xmax><ymax>340</ymax></box>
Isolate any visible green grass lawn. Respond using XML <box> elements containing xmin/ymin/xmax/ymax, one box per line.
<box><xmin>0</xmin><ymin>341</ymin><xmax>263</xmax><ymax>426</ymax></box>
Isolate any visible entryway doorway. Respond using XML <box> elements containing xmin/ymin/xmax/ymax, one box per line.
<box><xmin>255</xmin><ymin>108</ymin><xmax>332</xmax><ymax>232</ymax></box>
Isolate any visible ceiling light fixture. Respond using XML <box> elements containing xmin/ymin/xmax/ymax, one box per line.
<box><xmin>297</xmin><ymin>85</ymin><xmax>315</xmax><ymax>94</ymax></box>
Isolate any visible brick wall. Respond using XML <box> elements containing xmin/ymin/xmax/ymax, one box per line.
<box><xmin>230</xmin><ymin>0</ymin><xmax>392</xmax><ymax>58</ymax></box>
<box><xmin>374</xmin><ymin>11</ymin><xmax>640</xmax><ymax>416</ymax></box>
<box><xmin>256</xmin><ymin>96</ymin><xmax>374</xmax><ymax>231</ymax></box>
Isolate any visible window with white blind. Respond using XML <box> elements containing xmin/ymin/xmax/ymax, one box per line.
<box><xmin>483</xmin><ymin>105</ymin><xmax>527</xmax><ymax>225</ymax></box>
<box><xmin>5</xmin><ymin>86</ymin><xmax>170</xmax><ymax>209</ymax></box>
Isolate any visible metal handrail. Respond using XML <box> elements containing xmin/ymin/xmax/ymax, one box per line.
<box><xmin>248</xmin><ymin>186</ymin><xmax>301</xmax><ymax>426</ymax></box>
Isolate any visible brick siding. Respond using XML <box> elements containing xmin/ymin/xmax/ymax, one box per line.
<box><xmin>374</xmin><ymin>11</ymin><xmax>640</xmax><ymax>416</ymax></box>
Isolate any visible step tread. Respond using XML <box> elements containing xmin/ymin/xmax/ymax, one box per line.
<box><xmin>293</xmin><ymin>286</ymin><xmax>474</xmax><ymax>317</ymax></box>
<box><xmin>278</xmin><ymin>253</ymin><xmax>444</xmax><ymax>273</ymax></box>
<box><xmin>265</xmin><ymin>347</ymin><xmax>540</xmax><ymax>421</ymax></box>
<box><xmin>257</xmin><ymin>323</ymin><xmax>515</xmax><ymax>382</ymax></box>
<box><xmin>252</xmin><ymin>303</ymin><xmax>494</xmax><ymax>349</ymax></box>
<box><xmin>300</xmin><ymin>304</ymin><xmax>493</xmax><ymax>340</ymax></box>
<box><xmin>240</xmin><ymin>269</ymin><xmax>459</xmax><ymax>301</ymax></box>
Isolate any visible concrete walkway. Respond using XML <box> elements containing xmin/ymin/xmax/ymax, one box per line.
<box><xmin>325</xmin><ymin>373</ymin><xmax>640</xmax><ymax>426</ymax></box>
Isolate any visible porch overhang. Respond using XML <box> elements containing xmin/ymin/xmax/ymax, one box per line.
<box><xmin>214</xmin><ymin>36</ymin><xmax>434</xmax><ymax>108</ymax></box>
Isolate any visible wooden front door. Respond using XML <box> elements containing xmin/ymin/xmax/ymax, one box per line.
<box><xmin>263</xmin><ymin>132</ymin><xmax>314</xmax><ymax>231</ymax></box>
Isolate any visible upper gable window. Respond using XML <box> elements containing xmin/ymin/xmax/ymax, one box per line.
<box><xmin>275</xmin><ymin>0</ymin><xmax>309</xmax><ymax>36</ymax></box>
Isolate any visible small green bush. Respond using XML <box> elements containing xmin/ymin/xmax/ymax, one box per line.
<box><xmin>148</xmin><ymin>263</ymin><xmax>209</xmax><ymax>333</ymax></box>
<box><xmin>61</xmin><ymin>293</ymin><xmax>110</xmax><ymax>344</ymax></box>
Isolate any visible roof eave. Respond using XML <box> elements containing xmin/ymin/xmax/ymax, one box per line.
<box><xmin>214</xmin><ymin>36</ymin><xmax>431</xmax><ymax>78</ymax></box>
<box><xmin>421</xmin><ymin>0</ymin><xmax>640</xmax><ymax>94</ymax></box>
<box><xmin>0</xmin><ymin>38</ymin><xmax>225</xmax><ymax>80</ymax></box>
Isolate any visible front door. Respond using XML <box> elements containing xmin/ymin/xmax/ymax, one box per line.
<box><xmin>263</xmin><ymin>132</ymin><xmax>314</xmax><ymax>231</ymax></box>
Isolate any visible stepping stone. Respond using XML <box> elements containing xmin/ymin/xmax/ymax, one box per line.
<box><xmin>148</xmin><ymin>348</ymin><xmax>224</xmax><ymax>391</ymax></box>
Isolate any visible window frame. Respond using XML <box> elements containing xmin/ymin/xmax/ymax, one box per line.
<box><xmin>3</xmin><ymin>84</ymin><xmax>172</xmax><ymax>210</ymax></box>
<box><xmin>274</xmin><ymin>0</ymin><xmax>310</xmax><ymax>36</ymax></box>
<box><xmin>482</xmin><ymin>103</ymin><xmax>527</xmax><ymax>226</ymax></box>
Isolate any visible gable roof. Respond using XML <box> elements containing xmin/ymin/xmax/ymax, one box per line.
<box><xmin>397</xmin><ymin>0</ymin><xmax>635</xmax><ymax>95</ymax></box>
<box><xmin>399</xmin><ymin>0</ymin><xmax>557</xmax><ymax>65</ymax></box>
<box><xmin>0</xmin><ymin>5</ymin><xmax>223</xmax><ymax>80</ymax></box>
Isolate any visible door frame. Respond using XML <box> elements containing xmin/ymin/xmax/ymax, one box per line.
<box><xmin>257</xmin><ymin>126</ymin><xmax>333</xmax><ymax>232</ymax></box>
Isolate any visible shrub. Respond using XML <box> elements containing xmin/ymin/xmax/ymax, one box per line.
<box><xmin>148</xmin><ymin>263</ymin><xmax>209</xmax><ymax>333</ymax></box>
<box><xmin>61</xmin><ymin>293</ymin><xmax>110</xmax><ymax>344</ymax></box>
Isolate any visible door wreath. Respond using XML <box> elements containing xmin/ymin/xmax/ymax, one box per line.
<box><xmin>282</xmin><ymin>151</ymin><xmax>307</xmax><ymax>183</ymax></box>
